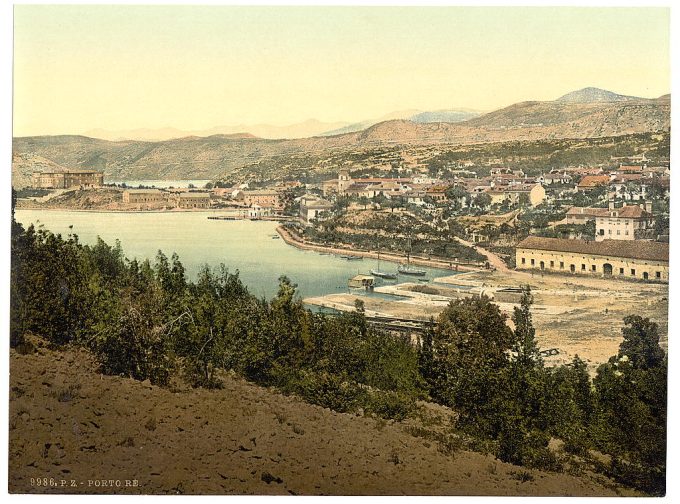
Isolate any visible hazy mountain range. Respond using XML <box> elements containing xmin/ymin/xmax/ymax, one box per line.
<box><xmin>85</xmin><ymin>120</ymin><xmax>346</xmax><ymax>142</ymax></box>
<box><xmin>13</xmin><ymin>88</ymin><xmax>670</xmax><ymax>185</ymax></box>
<box><xmin>83</xmin><ymin>109</ymin><xmax>484</xmax><ymax>141</ymax></box>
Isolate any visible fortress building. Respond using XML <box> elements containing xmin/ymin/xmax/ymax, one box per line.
<box><xmin>31</xmin><ymin>170</ymin><xmax>104</xmax><ymax>189</ymax></box>
<box><xmin>515</xmin><ymin>236</ymin><xmax>668</xmax><ymax>282</ymax></box>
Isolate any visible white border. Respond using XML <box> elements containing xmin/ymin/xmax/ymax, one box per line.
<box><xmin>2</xmin><ymin>2</ymin><xmax>676</xmax><ymax>504</ymax></box>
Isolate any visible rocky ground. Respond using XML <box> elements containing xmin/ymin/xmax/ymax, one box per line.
<box><xmin>9</xmin><ymin>338</ymin><xmax>637</xmax><ymax>496</ymax></box>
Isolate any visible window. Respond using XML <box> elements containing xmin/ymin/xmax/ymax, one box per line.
<box><xmin>620</xmin><ymin>267</ymin><xmax>624</xmax><ymax>275</ymax></box>
<box><xmin>616</xmin><ymin>230</ymin><xmax>620</xmax><ymax>235</ymax></box>
<box><xmin>631</xmin><ymin>269</ymin><xmax>636</xmax><ymax>276</ymax></box>
<box><xmin>560</xmin><ymin>262</ymin><xmax>564</xmax><ymax>269</ymax></box>
<box><xmin>592</xmin><ymin>265</ymin><xmax>596</xmax><ymax>272</ymax></box>
<box><xmin>531</xmin><ymin>259</ymin><xmax>535</xmax><ymax>266</ymax></box>
<box><xmin>550</xmin><ymin>261</ymin><xmax>555</xmax><ymax>268</ymax></box>
<box><xmin>608</xmin><ymin>229</ymin><xmax>612</xmax><ymax>235</ymax></box>
<box><xmin>581</xmin><ymin>264</ymin><xmax>586</xmax><ymax>271</ymax></box>
<box><xmin>521</xmin><ymin>257</ymin><xmax>525</xmax><ymax>265</ymax></box>
<box><xmin>625</xmin><ymin>231</ymin><xmax>629</xmax><ymax>236</ymax></box>
<box><xmin>656</xmin><ymin>271</ymin><xmax>661</xmax><ymax>279</ymax></box>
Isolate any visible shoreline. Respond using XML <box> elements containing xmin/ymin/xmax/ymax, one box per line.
<box><xmin>276</xmin><ymin>225</ymin><xmax>485</xmax><ymax>272</ymax></box>
<box><xmin>16</xmin><ymin>205</ymin><xmax>227</xmax><ymax>214</ymax></box>
<box><xmin>15</xmin><ymin>206</ymin><xmax>290</xmax><ymax>221</ymax></box>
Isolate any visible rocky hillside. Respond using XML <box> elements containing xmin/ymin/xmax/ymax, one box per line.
<box><xmin>555</xmin><ymin>87</ymin><xmax>644</xmax><ymax>103</ymax></box>
<box><xmin>9</xmin><ymin>339</ymin><xmax>636</xmax><ymax>495</ymax></box>
<box><xmin>11</xmin><ymin>152</ymin><xmax>71</xmax><ymax>188</ymax></box>
<box><xmin>12</xmin><ymin>91</ymin><xmax>670</xmax><ymax>183</ymax></box>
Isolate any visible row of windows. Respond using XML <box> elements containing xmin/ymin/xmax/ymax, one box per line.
<box><xmin>520</xmin><ymin>257</ymin><xmax>662</xmax><ymax>279</ymax></box>
<box><xmin>598</xmin><ymin>229</ymin><xmax>631</xmax><ymax>236</ymax></box>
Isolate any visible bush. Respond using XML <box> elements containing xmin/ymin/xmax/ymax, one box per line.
<box><xmin>362</xmin><ymin>390</ymin><xmax>415</xmax><ymax>421</ymax></box>
<box><xmin>93</xmin><ymin>301</ymin><xmax>174</xmax><ymax>386</ymax></box>
<box><xmin>280</xmin><ymin>369</ymin><xmax>367</xmax><ymax>413</ymax></box>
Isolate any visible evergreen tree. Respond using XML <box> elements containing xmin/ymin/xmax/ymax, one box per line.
<box><xmin>618</xmin><ymin>315</ymin><xmax>665</xmax><ymax>370</ymax></box>
<box><xmin>511</xmin><ymin>286</ymin><xmax>542</xmax><ymax>368</ymax></box>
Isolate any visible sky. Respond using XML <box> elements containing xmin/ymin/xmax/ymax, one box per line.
<box><xmin>13</xmin><ymin>5</ymin><xmax>671</xmax><ymax>136</ymax></box>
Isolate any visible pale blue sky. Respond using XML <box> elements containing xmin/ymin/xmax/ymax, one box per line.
<box><xmin>13</xmin><ymin>6</ymin><xmax>670</xmax><ymax>135</ymax></box>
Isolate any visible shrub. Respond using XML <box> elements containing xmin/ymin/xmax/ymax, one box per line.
<box><xmin>92</xmin><ymin>301</ymin><xmax>174</xmax><ymax>386</ymax></box>
<box><xmin>362</xmin><ymin>390</ymin><xmax>415</xmax><ymax>421</ymax></box>
<box><xmin>280</xmin><ymin>369</ymin><xmax>367</xmax><ymax>413</ymax></box>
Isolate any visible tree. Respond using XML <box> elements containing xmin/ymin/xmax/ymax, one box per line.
<box><xmin>473</xmin><ymin>193</ymin><xmax>492</xmax><ymax>209</ymax></box>
<box><xmin>445</xmin><ymin>186</ymin><xmax>470</xmax><ymax>211</ymax></box>
<box><xmin>518</xmin><ymin>192</ymin><xmax>531</xmax><ymax>208</ymax></box>
<box><xmin>417</xmin><ymin>318</ymin><xmax>435</xmax><ymax>386</ymax></box>
<box><xmin>653</xmin><ymin>214</ymin><xmax>669</xmax><ymax>237</ymax></box>
<box><xmin>592</xmin><ymin>315</ymin><xmax>667</xmax><ymax>495</ymax></box>
<box><xmin>332</xmin><ymin>195</ymin><xmax>351</xmax><ymax>214</ymax></box>
<box><xmin>618</xmin><ymin>315</ymin><xmax>665</xmax><ymax>370</ymax></box>
<box><xmin>429</xmin><ymin>296</ymin><xmax>514</xmax><ymax>431</ymax></box>
<box><xmin>511</xmin><ymin>286</ymin><xmax>541</xmax><ymax>368</ymax></box>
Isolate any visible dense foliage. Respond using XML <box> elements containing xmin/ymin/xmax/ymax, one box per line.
<box><xmin>302</xmin><ymin>211</ymin><xmax>486</xmax><ymax>263</ymax></box>
<box><xmin>418</xmin><ymin>289</ymin><xmax>666</xmax><ymax>494</ymax></box>
<box><xmin>10</xmin><ymin>198</ymin><xmax>666</xmax><ymax>494</ymax></box>
<box><xmin>10</xmin><ymin>209</ymin><xmax>422</xmax><ymax>419</ymax></box>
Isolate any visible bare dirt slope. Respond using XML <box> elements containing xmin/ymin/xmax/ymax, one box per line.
<box><xmin>9</xmin><ymin>341</ymin><xmax>635</xmax><ymax>496</ymax></box>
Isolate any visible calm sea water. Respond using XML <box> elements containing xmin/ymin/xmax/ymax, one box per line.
<box><xmin>15</xmin><ymin>210</ymin><xmax>453</xmax><ymax>300</ymax></box>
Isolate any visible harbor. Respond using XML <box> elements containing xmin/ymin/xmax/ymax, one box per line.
<box><xmin>15</xmin><ymin>208</ymin><xmax>669</xmax><ymax>373</ymax></box>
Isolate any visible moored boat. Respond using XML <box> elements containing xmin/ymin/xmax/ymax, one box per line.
<box><xmin>341</xmin><ymin>254</ymin><xmax>363</xmax><ymax>260</ymax></box>
<box><xmin>370</xmin><ymin>250</ymin><xmax>397</xmax><ymax>279</ymax></box>
<box><xmin>370</xmin><ymin>269</ymin><xmax>397</xmax><ymax>280</ymax></box>
<box><xmin>399</xmin><ymin>236</ymin><xmax>427</xmax><ymax>276</ymax></box>
<box><xmin>398</xmin><ymin>264</ymin><xmax>427</xmax><ymax>276</ymax></box>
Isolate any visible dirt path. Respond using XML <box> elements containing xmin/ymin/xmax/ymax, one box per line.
<box><xmin>451</xmin><ymin>235</ymin><xmax>510</xmax><ymax>272</ymax></box>
<box><xmin>9</xmin><ymin>342</ymin><xmax>635</xmax><ymax>496</ymax></box>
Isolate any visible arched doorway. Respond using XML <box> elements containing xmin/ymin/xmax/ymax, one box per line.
<box><xmin>603</xmin><ymin>263</ymin><xmax>613</xmax><ymax>276</ymax></box>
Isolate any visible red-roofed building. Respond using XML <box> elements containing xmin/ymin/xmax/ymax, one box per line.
<box><xmin>618</xmin><ymin>164</ymin><xmax>645</xmax><ymax>173</ymax></box>
<box><xmin>564</xmin><ymin>206</ymin><xmax>610</xmax><ymax>224</ymax></box>
<box><xmin>577</xmin><ymin>175</ymin><xmax>610</xmax><ymax>191</ymax></box>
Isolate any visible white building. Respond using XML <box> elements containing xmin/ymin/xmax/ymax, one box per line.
<box><xmin>595</xmin><ymin>203</ymin><xmax>654</xmax><ymax>241</ymax></box>
<box><xmin>299</xmin><ymin>195</ymin><xmax>333</xmax><ymax>225</ymax></box>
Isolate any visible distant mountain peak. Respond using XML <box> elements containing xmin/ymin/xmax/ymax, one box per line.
<box><xmin>555</xmin><ymin>87</ymin><xmax>641</xmax><ymax>103</ymax></box>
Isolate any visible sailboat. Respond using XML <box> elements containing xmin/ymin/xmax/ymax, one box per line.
<box><xmin>398</xmin><ymin>237</ymin><xmax>427</xmax><ymax>276</ymax></box>
<box><xmin>370</xmin><ymin>249</ymin><xmax>397</xmax><ymax>280</ymax></box>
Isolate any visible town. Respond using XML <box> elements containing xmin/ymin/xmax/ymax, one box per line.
<box><xmin>16</xmin><ymin>142</ymin><xmax>670</xmax><ymax>369</ymax></box>
<box><xmin>9</xmin><ymin>4</ymin><xmax>671</xmax><ymax>497</ymax></box>
<box><xmin>20</xmin><ymin>147</ymin><xmax>670</xmax><ymax>284</ymax></box>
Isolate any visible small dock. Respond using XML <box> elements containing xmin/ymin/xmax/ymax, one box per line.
<box><xmin>348</xmin><ymin>275</ymin><xmax>375</xmax><ymax>290</ymax></box>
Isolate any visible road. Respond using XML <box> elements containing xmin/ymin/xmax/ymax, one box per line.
<box><xmin>451</xmin><ymin>235</ymin><xmax>510</xmax><ymax>272</ymax></box>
